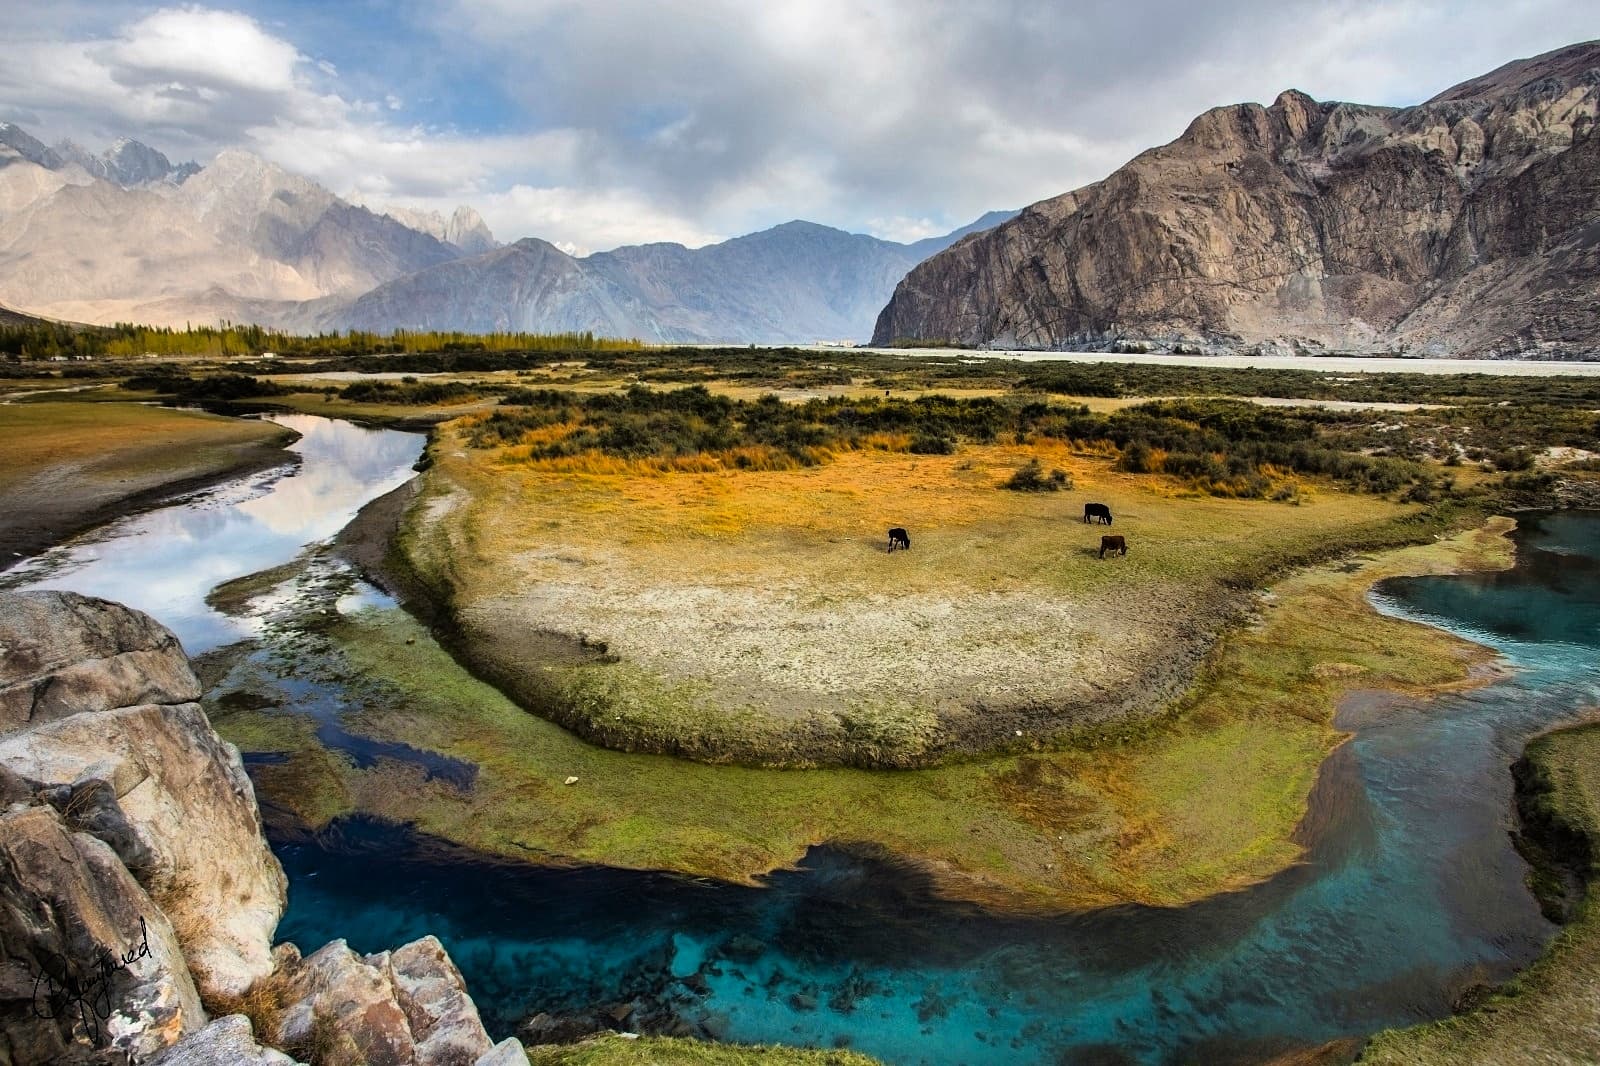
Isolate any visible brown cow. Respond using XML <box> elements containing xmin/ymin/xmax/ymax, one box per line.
<box><xmin>1099</xmin><ymin>534</ymin><xmax>1127</xmax><ymax>558</ymax></box>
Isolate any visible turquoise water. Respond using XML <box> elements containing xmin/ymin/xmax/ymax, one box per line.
<box><xmin>11</xmin><ymin>416</ymin><xmax>1597</xmax><ymax>1063</ymax></box>
<box><xmin>272</xmin><ymin>513</ymin><xmax>1600</xmax><ymax>1064</ymax></box>
<box><xmin>2</xmin><ymin>414</ymin><xmax>420</xmax><ymax>653</ymax></box>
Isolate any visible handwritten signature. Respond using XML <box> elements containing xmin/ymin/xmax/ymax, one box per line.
<box><xmin>30</xmin><ymin>916</ymin><xmax>153</xmax><ymax>1039</ymax></box>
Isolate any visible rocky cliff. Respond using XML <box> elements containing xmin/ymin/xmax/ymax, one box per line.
<box><xmin>0</xmin><ymin>591</ymin><xmax>522</xmax><ymax>1066</ymax></box>
<box><xmin>872</xmin><ymin>40</ymin><xmax>1600</xmax><ymax>358</ymax></box>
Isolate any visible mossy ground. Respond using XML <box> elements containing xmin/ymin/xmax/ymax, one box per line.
<box><xmin>522</xmin><ymin>1034</ymin><xmax>878</xmax><ymax>1065</ymax></box>
<box><xmin>213</xmin><ymin>518</ymin><xmax>1512</xmax><ymax>911</ymax></box>
<box><xmin>1359</xmin><ymin>720</ymin><xmax>1600</xmax><ymax>1065</ymax></box>
<box><xmin>523</xmin><ymin>1034</ymin><xmax>879</xmax><ymax>1065</ymax></box>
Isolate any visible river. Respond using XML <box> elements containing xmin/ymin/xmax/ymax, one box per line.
<box><xmin>6</xmin><ymin>413</ymin><xmax>1598</xmax><ymax>1064</ymax></box>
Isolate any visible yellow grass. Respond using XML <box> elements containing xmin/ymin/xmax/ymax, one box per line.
<box><xmin>0</xmin><ymin>401</ymin><xmax>290</xmax><ymax>497</ymax></box>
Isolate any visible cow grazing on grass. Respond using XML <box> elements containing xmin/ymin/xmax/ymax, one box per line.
<box><xmin>1100</xmin><ymin>535</ymin><xmax>1127</xmax><ymax>558</ymax></box>
<box><xmin>1083</xmin><ymin>503</ymin><xmax>1113</xmax><ymax>524</ymax></box>
<box><xmin>887</xmin><ymin>527</ymin><xmax>911</xmax><ymax>552</ymax></box>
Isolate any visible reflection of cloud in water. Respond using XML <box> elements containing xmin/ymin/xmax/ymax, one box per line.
<box><xmin>9</xmin><ymin>417</ymin><xmax>421</xmax><ymax>654</ymax></box>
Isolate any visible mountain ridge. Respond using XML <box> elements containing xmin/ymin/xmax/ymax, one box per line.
<box><xmin>328</xmin><ymin>210</ymin><xmax>1017</xmax><ymax>342</ymax></box>
<box><xmin>0</xmin><ymin>117</ymin><xmax>1012</xmax><ymax>342</ymax></box>
<box><xmin>872</xmin><ymin>40</ymin><xmax>1600</xmax><ymax>358</ymax></box>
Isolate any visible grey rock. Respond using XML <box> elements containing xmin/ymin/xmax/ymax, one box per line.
<box><xmin>0</xmin><ymin>591</ymin><xmax>286</xmax><ymax>1000</ymax></box>
<box><xmin>0</xmin><ymin>590</ymin><xmax>200</xmax><ymax>737</ymax></box>
<box><xmin>275</xmin><ymin>940</ymin><xmax>416</xmax><ymax>1066</ymax></box>
<box><xmin>474</xmin><ymin>1038</ymin><xmax>529</xmax><ymax>1065</ymax></box>
<box><xmin>149</xmin><ymin>1015</ymin><xmax>304</xmax><ymax>1066</ymax></box>
<box><xmin>374</xmin><ymin>936</ymin><xmax>495</xmax><ymax>1066</ymax></box>
<box><xmin>0</xmin><ymin>805</ymin><xmax>203</xmax><ymax>1064</ymax></box>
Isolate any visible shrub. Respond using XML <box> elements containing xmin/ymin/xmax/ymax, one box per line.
<box><xmin>1004</xmin><ymin>458</ymin><xmax>1071</xmax><ymax>491</ymax></box>
<box><xmin>909</xmin><ymin>434</ymin><xmax>956</xmax><ymax>455</ymax></box>
<box><xmin>1491</xmin><ymin>448</ymin><xmax>1537</xmax><ymax>472</ymax></box>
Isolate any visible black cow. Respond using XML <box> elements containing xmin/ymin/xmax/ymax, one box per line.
<box><xmin>887</xmin><ymin>527</ymin><xmax>911</xmax><ymax>552</ymax></box>
<box><xmin>1083</xmin><ymin>503</ymin><xmax>1113</xmax><ymax>525</ymax></box>
<box><xmin>1100</xmin><ymin>534</ymin><xmax>1127</xmax><ymax>558</ymax></box>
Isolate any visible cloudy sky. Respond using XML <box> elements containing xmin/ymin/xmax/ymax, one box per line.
<box><xmin>2</xmin><ymin>1</ymin><xmax>1595</xmax><ymax>253</ymax></box>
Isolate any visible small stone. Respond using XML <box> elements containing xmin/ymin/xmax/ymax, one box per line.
<box><xmin>564</xmin><ymin>775</ymin><xmax>579</xmax><ymax>785</ymax></box>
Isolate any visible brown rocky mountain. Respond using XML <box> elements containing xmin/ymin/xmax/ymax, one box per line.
<box><xmin>872</xmin><ymin>41</ymin><xmax>1600</xmax><ymax>358</ymax></box>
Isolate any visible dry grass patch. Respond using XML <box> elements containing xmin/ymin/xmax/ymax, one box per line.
<box><xmin>0</xmin><ymin>401</ymin><xmax>292</xmax><ymax>497</ymax></box>
<box><xmin>400</xmin><ymin>418</ymin><xmax>1433</xmax><ymax>767</ymax></box>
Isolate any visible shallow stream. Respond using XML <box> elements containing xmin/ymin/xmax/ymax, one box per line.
<box><xmin>10</xmin><ymin>413</ymin><xmax>1599</xmax><ymax>1064</ymax></box>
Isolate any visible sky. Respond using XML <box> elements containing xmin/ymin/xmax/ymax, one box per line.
<box><xmin>1</xmin><ymin>1</ymin><xmax>1595</xmax><ymax>254</ymax></box>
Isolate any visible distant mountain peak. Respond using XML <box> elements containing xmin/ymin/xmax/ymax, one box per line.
<box><xmin>374</xmin><ymin>202</ymin><xmax>498</xmax><ymax>254</ymax></box>
<box><xmin>51</xmin><ymin>132</ymin><xmax>197</xmax><ymax>187</ymax></box>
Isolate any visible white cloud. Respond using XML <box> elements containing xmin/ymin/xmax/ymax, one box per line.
<box><xmin>100</xmin><ymin>6</ymin><xmax>304</xmax><ymax>95</ymax></box>
<box><xmin>1</xmin><ymin>0</ymin><xmax>1596</xmax><ymax>251</ymax></box>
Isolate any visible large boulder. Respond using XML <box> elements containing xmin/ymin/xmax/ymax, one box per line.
<box><xmin>1</xmin><ymin>590</ymin><xmax>515</xmax><ymax>1066</ymax></box>
<box><xmin>273</xmin><ymin>940</ymin><xmax>417</xmax><ymax>1066</ymax></box>
<box><xmin>0</xmin><ymin>591</ymin><xmax>200</xmax><ymax>735</ymax></box>
<box><xmin>148</xmin><ymin>1015</ymin><xmax>304</xmax><ymax>1066</ymax></box>
<box><xmin>373</xmin><ymin>937</ymin><xmax>496</xmax><ymax>1066</ymax></box>
<box><xmin>273</xmin><ymin>938</ymin><xmax>511</xmax><ymax>1066</ymax></box>
<box><xmin>0</xmin><ymin>591</ymin><xmax>286</xmax><ymax>997</ymax></box>
<box><xmin>0</xmin><ymin>805</ymin><xmax>203</xmax><ymax>1065</ymax></box>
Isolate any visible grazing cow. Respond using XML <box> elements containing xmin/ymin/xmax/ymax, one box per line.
<box><xmin>1100</xmin><ymin>534</ymin><xmax>1127</xmax><ymax>558</ymax></box>
<box><xmin>887</xmin><ymin>527</ymin><xmax>911</xmax><ymax>552</ymax></box>
<box><xmin>1083</xmin><ymin>502</ymin><xmax>1113</xmax><ymax>525</ymax></box>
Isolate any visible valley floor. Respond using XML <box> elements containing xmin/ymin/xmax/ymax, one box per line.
<box><xmin>212</xmin><ymin>511</ymin><xmax>1514</xmax><ymax>911</ymax></box>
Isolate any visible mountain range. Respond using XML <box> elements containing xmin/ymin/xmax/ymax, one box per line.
<box><xmin>5</xmin><ymin>40</ymin><xmax>1597</xmax><ymax>356</ymax></box>
<box><xmin>333</xmin><ymin>212</ymin><xmax>1014</xmax><ymax>342</ymax></box>
<box><xmin>873</xmin><ymin>40</ymin><xmax>1600</xmax><ymax>358</ymax></box>
<box><xmin>0</xmin><ymin>122</ymin><xmax>1012</xmax><ymax>343</ymax></box>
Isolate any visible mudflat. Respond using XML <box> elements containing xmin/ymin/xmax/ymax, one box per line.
<box><xmin>0</xmin><ymin>402</ymin><xmax>298</xmax><ymax>567</ymax></box>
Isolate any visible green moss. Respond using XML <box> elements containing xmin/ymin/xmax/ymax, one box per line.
<box><xmin>205</xmin><ymin>558</ymin><xmax>308</xmax><ymax>616</ymax></box>
<box><xmin>237</xmin><ymin>519</ymin><xmax>1503</xmax><ymax>910</ymax></box>
<box><xmin>209</xmin><ymin>707</ymin><xmax>354</xmax><ymax>829</ymax></box>
<box><xmin>521</xmin><ymin>1034</ymin><xmax>881</xmax><ymax>1064</ymax></box>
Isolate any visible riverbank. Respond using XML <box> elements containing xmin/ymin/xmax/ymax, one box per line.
<box><xmin>213</xmin><ymin>507</ymin><xmax>1516</xmax><ymax>911</ymax></box>
<box><xmin>1361</xmin><ymin>719</ymin><xmax>1600</xmax><ymax>1063</ymax></box>
<box><xmin>0</xmin><ymin>401</ymin><xmax>298</xmax><ymax>569</ymax></box>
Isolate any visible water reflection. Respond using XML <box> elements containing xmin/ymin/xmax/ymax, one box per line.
<box><xmin>2</xmin><ymin>415</ymin><xmax>421</xmax><ymax>653</ymax></box>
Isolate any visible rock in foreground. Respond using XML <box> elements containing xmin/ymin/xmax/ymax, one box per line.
<box><xmin>0</xmin><ymin>590</ymin><xmax>524</xmax><ymax>1065</ymax></box>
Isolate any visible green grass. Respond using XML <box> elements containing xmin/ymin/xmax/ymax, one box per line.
<box><xmin>1360</xmin><ymin>722</ymin><xmax>1600</xmax><ymax>1064</ymax></box>
<box><xmin>524</xmin><ymin>1034</ymin><xmax>879</xmax><ymax>1065</ymax></box>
